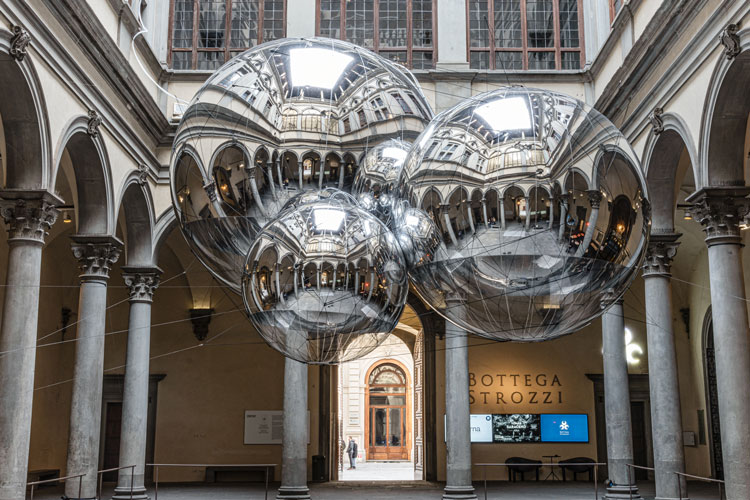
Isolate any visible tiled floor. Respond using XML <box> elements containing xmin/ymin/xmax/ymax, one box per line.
<box><xmin>29</xmin><ymin>480</ymin><xmax>722</xmax><ymax>499</ymax></box>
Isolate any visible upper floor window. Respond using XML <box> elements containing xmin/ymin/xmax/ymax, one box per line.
<box><xmin>610</xmin><ymin>0</ymin><xmax>622</xmax><ymax>22</ymax></box>
<box><xmin>317</xmin><ymin>0</ymin><xmax>435</xmax><ymax>69</ymax></box>
<box><xmin>468</xmin><ymin>0</ymin><xmax>583</xmax><ymax>71</ymax></box>
<box><xmin>170</xmin><ymin>0</ymin><xmax>286</xmax><ymax>70</ymax></box>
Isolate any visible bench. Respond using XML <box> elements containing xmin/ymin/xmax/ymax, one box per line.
<box><xmin>559</xmin><ymin>457</ymin><xmax>595</xmax><ymax>481</ymax></box>
<box><xmin>205</xmin><ymin>465</ymin><xmax>274</xmax><ymax>483</ymax></box>
<box><xmin>506</xmin><ymin>457</ymin><xmax>542</xmax><ymax>482</ymax></box>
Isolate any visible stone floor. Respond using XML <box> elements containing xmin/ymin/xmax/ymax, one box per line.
<box><xmin>340</xmin><ymin>460</ymin><xmax>418</xmax><ymax>481</ymax></box>
<box><xmin>28</xmin><ymin>480</ymin><xmax>722</xmax><ymax>499</ymax></box>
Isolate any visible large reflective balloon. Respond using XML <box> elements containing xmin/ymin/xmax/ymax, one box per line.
<box><xmin>170</xmin><ymin>37</ymin><xmax>432</xmax><ymax>293</ymax></box>
<box><xmin>398</xmin><ymin>87</ymin><xmax>650</xmax><ymax>341</ymax></box>
<box><xmin>352</xmin><ymin>138</ymin><xmax>411</xmax><ymax>225</ymax></box>
<box><xmin>242</xmin><ymin>199</ymin><xmax>409</xmax><ymax>364</ymax></box>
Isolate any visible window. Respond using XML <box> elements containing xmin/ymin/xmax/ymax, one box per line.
<box><xmin>169</xmin><ymin>0</ymin><xmax>286</xmax><ymax>70</ymax></box>
<box><xmin>390</xmin><ymin>92</ymin><xmax>413</xmax><ymax>114</ymax></box>
<box><xmin>317</xmin><ymin>0</ymin><xmax>435</xmax><ymax>69</ymax></box>
<box><xmin>437</xmin><ymin>143</ymin><xmax>458</xmax><ymax>161</ymax></box>
<box><xmin>370</xmin><ymin>97</ymin><xmax>390</xmax><ymax>121</ymax></box>
<box><xmin>357</xmin><ymin>109</ymin><xmax>368</xmax><ymax>127</ymax></box>
<box><xmin>343</xmin><ymin>117</ymin><xmax>352</xmax><ymax>133</ymax></box>
<box><xmin>610</xmin><ymin>0</ymin><xmax>622</xmax><ymax>22</ymax></box>
<box><xmin>467</xmin><ymin>0</ymin><xmax>583</xmax><ymax>70</ymax></box>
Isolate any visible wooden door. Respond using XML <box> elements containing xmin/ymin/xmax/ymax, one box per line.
<box><xmin>102</xmin><ymin>402</ymin><xmax>122</xmax><ymax>482</ymax></box>
<box><xmin>366</xmin><ymin>362</ymin><xmax>409</xmax><ymax>461</ymax></box>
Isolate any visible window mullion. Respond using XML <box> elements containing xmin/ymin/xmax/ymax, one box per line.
<box><xmin>373</xmin><ymin>0</ymin><xmax>380</xmax><ymax>54</ymax></box>
<box><xmin>520</xmin><ymin>0</ymin><xmax>528</xmax><ymax>70</ymax></box>
<box><xmin>340</xmin><ymin>0</ymin><xmax>345</xmax><ymax>42</ymax></box>
<box><xmin>552</xmin><ymin>0</ymin><xmax>561</xmax><ymax>70</ymax></box>
<box><xmin>407</xmin><ymin>0</ymin><xmax>413</xmax><ymax>68</ymax></box>
<box><xmin>259</xmin><ymin>0</ymin><xmax>265</xmax><ymax>44</ymax></box>
<box><xmin>193</xmin><ymin>0</ymin><xmax>200</xmax><ymax>69</ymax></box>
<box><xmin>226</xmin><ymin>0</ymin><xmax>232</xmax><ymax>65</ymax></box>
<box><xmin>488</xmin><ymin>0</ymin><xmax>495</xmax><ymax>70</ymax></box>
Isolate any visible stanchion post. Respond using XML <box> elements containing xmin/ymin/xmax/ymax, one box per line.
<box><xmin>78</xmin><ymin>476</ymin><xmax>83</xmax><ymax>499</ymax></box>
<box><xmin>30</xmin><ymin>484</ymin><xmax>35</xmax><ymax>500</ymax></box>
<box><xmin>594</xmin><ymin>464</ymin><xmax>598</xmax><ymax>500</ymax></box>
<box><xmin>155</xmin><ymin>465</ymin><xmax>159</xmax><ymax>500</ymax></box>
<box><xmin>628</xmin><ymin>465</ymin><xmax>633</xmax><ymax>500</ymax></box>
<box><xmin>264</xmin><ymin>465</ymin><xmax>269</xmax><ymax>500</ymax></box>
<box><xmin>484</xmin><ymin>466</ymin><xmax>487</xmax><ymax>500</ymax></box>
<box><xmin>130</xmin><ymin>465</ymin><xmax>135</xmax><ymax>500</ymax></box>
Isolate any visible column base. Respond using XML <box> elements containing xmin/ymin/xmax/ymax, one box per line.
<box><xmin>276</xmin><ymin>485</ymin><xmax>311</xmax><ymax>499</ymax></box>
<box><xmin>605</xmin><ymin>484</ymin><xmax>641</xmax><ymax>499</ymax></box>
<box><xmin>442</xmin><ymin>485</ymin><xmax>478</xmax><ymax>499</ymax></box>
<box><xmin>655</xmin><ymin>497</ymin><xmax>688</xmax><ymax>500</ymax></box>
<box><xmin>112</xmin><ymin>484</ymin><xmax>149</xmax><ymax>500</ymax></box>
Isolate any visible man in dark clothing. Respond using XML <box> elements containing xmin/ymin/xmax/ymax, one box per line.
<box><xmin>345</xmin><ymin>436</ymin><xmax>358</xmax><ymax>470</ymax></box>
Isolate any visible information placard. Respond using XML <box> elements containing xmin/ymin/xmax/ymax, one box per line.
<box><xmin>244</xmin><ymin>411</ymin><xmax>310</xmax><ymax>445</ymax></box>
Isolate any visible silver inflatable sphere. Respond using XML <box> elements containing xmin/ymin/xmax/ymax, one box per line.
<box><xmin>281</xmin><ymin>187</ymin><xmax>359</xmax><ymax>213</ymax></box>
<box><xmin>170</xmin><ymin>37</ymin><xmax>432</xmax><ymax>293</ymax></box>
<box><xmin>242</xmin><ymin>201</ymin><xmax>409</xmax><ymax>364</ymax></box>
<box><xmin>398</xmin><ymin>87</ymin><xmax>650</xmax><ymax>341</ymax></box>
<box><xmin>352</xmin><ymin>139</ymin><xmax>411</xmax><ymax>224</ymax></box>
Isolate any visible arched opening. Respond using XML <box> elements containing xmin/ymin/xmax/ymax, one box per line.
<box><xmin>503</xmin><ymin>185</ymin><xmax>525</xmax><ymax>225</ymax></box>
<box><xmin>301</xmin><ymin>151</ymin><xmax>321</xmax><ymax>187</ymax></box>
<box><xmin>324</xmin><ymin>152</ymin><xmax>342</xmax><ymax>187</ymax></box>
<box><xmin>528</xmin><ymin>185</ymin><xmax>551</xmax><ymax>228</ymax></box>
<box><xmin>212</xmin><ymin>145</ymin><xmax>250</xmax><ymax>216</ymax></box>
<box><xmin>342</xmin><ymin>153</ymin><xmax>357</xmax><ymax>190</ymax></box>
<box><xmin>702</xmin><ymin>306</ymin><xmax>724</xmax><ymax>480</ymax></box>
<box><xmin>281</xmin><ymin>151</ymin><xmax>299</xmax><ymax>189</ymax></box>
<box><xmin>366</xmin><ymin>361</ymin><xmax>410</xmax><ymax>461</ymax></box>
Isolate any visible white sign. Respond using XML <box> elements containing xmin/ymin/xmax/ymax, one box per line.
<box><xmin>470</xmin><ymin>414</ymin><xmax>493</xmax><ymax>443</ymax></box>
<box><xmin>244</xmin><ymin>411</ymin><xmax>310</xmax><ymax>445</ymax></box>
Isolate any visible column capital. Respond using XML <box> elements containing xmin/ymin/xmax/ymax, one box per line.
<box><xmin>0</xmin><ymin>190</ymin><xmax>63</xmax><ymax>244</ymax></box>
<box><xmin>70</xmin><ymin>235</ymin><xmax>123</xmax><ymax>281</ymax></box>
<box><xmin>686</xmin><ymin>186</ymin><xmax>750</xmax><ymax>246</ymax></box>
<box><xmin>642</xmin><ymin>233</ymin><xmax>681</xmax><ymax>278</ymax></box>
<box><xmin>587</xmin><ymin>190</ymin><xmax>603</xmax><ymax>208</ymax></box>
<box><xmin>600</xmin><ymin>290</ymin><xmax>624</xmax><ymax>309</ymax></box>
<box><xmin>121</xmin><ymin>266</ymin><xmax>162</xmax><ymax>303</ymax></box>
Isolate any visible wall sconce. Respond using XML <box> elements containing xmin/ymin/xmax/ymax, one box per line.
<box><xmin>189</xmin><ymin>308</ymin><xmax>214</xmax><ymax>342</ymax></box>
<box><xmin>63</xmin><ymin>211</ymin><xmax>72</xmax><ymax>224</ymax></box>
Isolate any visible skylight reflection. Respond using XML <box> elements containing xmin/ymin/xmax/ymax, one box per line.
<box><xmin>313</xmin><ymin>208</ymin><xmax>346</xmax><ymax>232</ymax></box>
<box><xmin>475</xmin><ymin>97</ymin><xmax>532</xmax><ymax>133</ymax></box>
<box><xmin>289</xmin><ymin>48</ymin><xmax>354</xmax><ymax>89</ymax></box>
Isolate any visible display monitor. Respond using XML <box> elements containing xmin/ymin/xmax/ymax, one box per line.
<box><xmin>540</xmin><ymin>414</ymin><xmax>589</xmax><ymax>442</ymax></box>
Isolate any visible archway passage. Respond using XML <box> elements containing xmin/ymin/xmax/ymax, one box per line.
<box><xmin>366</xmin><ymin>362</ymin><xmax>410</xmax><ymax>461</ymax></box>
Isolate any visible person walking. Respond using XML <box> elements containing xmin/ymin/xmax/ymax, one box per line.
<box><xmin>345</xmin><ymin>436</ymin><xmax>358</xmax><ymax>470</ymax></box>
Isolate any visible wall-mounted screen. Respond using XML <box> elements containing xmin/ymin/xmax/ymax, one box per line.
<box><xmin>493</xmin><ymin>414</ymin><xmax>541</xmax><ymax>443</ymax></box>
<box><xmin>540</xmin><ymin>414</ymin><xmax>589</xmax><ymax>442</ymax></box>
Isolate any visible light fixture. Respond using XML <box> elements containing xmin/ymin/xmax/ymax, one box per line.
<box><xmin>616</xmin><ymin>223</ymin><xmax>625</xmax><ymax>234</ymax></box>
<box><xmin>475</xmin><ymin>97</ymin><xmax>532</xmax><ymax>132</ymax></box>
<box><xmin>625</xmin><ymin>328</ymin><xmax>643</xmax><ymax>365</ymax></box>
<box><xmin>63</xmin><ymin>211</ymin><xmax>72</xmax><ymax>224</ymax></box>
<box><xmin>289</xmin><ymin>48</ymin><xmax>353</xmax><ymax>89</ymax></box>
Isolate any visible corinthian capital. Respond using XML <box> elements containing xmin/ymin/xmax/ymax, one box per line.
<box><xmin>643</xmin><ymin>233</ymin><xmax>680</xmax><ymax>277</ymax></box>
<box><xmin>686</xmin><ymin>187</ymin><xmax>750</xmax><ymax>246</ymax></box>
<box><xmin>587</xmin><ymin>190</ymin><xmax>603</xmax><ymax>209</ymax></box>
<box><xmin>70</xmin><ymin>235</ymin><xmax>123</xmax><ymax>280</ymax></box>
<box><xmin>0</xmin><ymin>190</ymin><xmax>62</xmax><ymax>244</ymax></box>
<box><xmin>121</xmin><ymin>266</ymin><xmax>162</xmax><ymax>303</ymax></box>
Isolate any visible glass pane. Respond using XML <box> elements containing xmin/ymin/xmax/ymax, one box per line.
<box><xmin>495</xmin><ymin>51</ymin><xmax>522</xmax><ymax>70</ymax></box>
<box><xmin>468</xmin><ymin>1</ymin><xmax>490</xmax><ymax>48</ymax></box>
<box><xmin>379</xmin><ymin>0</ymin><xmax>407</xmax><ymax>47</ymax></box>
<box><xmin>374</xmin><ymin>408</ymin><xmax>387</xmax><ymax>446</ymax></box>
<box><xmin>526</xmin><ymin>0</ymin><xmax>554</xmax><ymax>48</ymax></box>
<box><xmin>412</xmin><ymin>51</ymin><xmax>434</xmax><ymax>69</ymax></box>
<box><xmin>559</xmin><ymin>0</ymin><xmax>579</xmax><ymax>48</ymax></box>
<box><xmin>172</xmin><ymin>0</ymin><xmax>194</xmax><ymax>49</ymax></box>
<box><xmin>528</xmin><ymin>51</ymin><xmax>555</xmax><ymax>70</ymax></box>
<box><xmin>370</xmin><ymin>386</ymin><xmax>403</xmax><ymax>393</ymax></box>
<box><xmin>199</xmin><ymin>0</ymin><xmax>226</xmax><ymax>48</ymax></box>
<box><xmin>380</xmin><ymin>51</ymin><xmax>407</xmax><ymax>65</ymax></box>
<box><xmin>561</xmin><ymin>51</ymin><xmax>581</xmax><ymax>69</ymax></box>
<box><xmin>389</xmin><ymin>408</ymin><xmax>402</xmax><ymax>446</ymax></box>
<box><xmin>264</xmin><ymin>0</ymin><xmax>285</xmax><ymax>42</ymax></box>
<box><xmin>172</xmin><ymin>51</ymin><xmax>192</xmax><ymax>70</ymax></box>
<box><xmin>198</xmin><ymin>50</ymin><xmax>225</xmax><ymax>70</ymax></box>
<box><xmin>412</xmin><ymin>0</ymin><xmax>433</xmax><ymax>48</ymax></box>
<box><xmin>369</xmin><ymin>395</ymin><xmax>406</xmax><ymax>405</ymax></box>
<box><xmin>372</xmin><ymin>368</ymin><xmax>404</xmax><ymax>385</ymax></box>
<box><xmin>494</xmin><ymin>0</ymin><xmax>521</xmax><ymax>48</ymax></box>
<box><xmin>319</xmin><ymin>0</ymin><xmax>341</xmax><ymax>39</ymax></box>
<box><xmin>231</xmin><ymin>0</ymin><xmax>259</xmax><ymax>48</ymax></box>
<box><xmin>470</xmin><ymin>51</ymin><xmax>490</xmax><ymax>69</ymax></box>
<box><xmin>346</xmin><ymin>0</ymin><xmax>375</xmax><ymax>49</ymax></box>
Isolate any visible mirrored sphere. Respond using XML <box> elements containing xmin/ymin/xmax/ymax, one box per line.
<box><xmin>397</xmin><ymin>87</ymin><xmax>650</xmax><ymax>341</ymax></box>
<box><xmin>170</xmin><ymin>37</ymin><xmax>433</xmax><ymax>293</ymax></box>
<box><xmin>242</xmin><ymin>200</ymin><xmax>409</xmax><ymax>364</ymax></box>
<box><xmin>352</xmin><ymin>139</ymin><xmax>411</xmax><ymax>225</ymax></box>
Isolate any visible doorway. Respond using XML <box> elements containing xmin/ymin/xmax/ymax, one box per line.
<box><xmin>630</xmin><ymin>401</ymin><xmax>648</xmax><ymax>480</ymax></box>
<box><xmin>366</xmin><ymin>362</ymin><xmax>410</xmax><ymax>461</ymax></box>
<box><xmin>703</xmin><ymin>308</ymin><xmax>724</xmax><ymax>479</ymax></box>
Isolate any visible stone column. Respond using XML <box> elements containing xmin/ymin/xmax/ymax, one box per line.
<box><xmin>602</xmin><ymin>297</ymin><xmax>640</xmax><ymax>499</ymax></box>
<box><xmin>276</xmin><ymin>159</ymin><xmax>285</xmax><ymax>191</ymax></box>
<box><xmin>548</xmin><ymin>197</ymin><xmax>555</xmax><ymax>230</ymax></box>
<box><xmin>338</xmin><ymin>161</ymin><xmax>345</xmax><ymax>189</ymax></box>
<box><xmin>246</xmin><ymin>166</ymin><xmax>269</xmax><ymax>218</ymax></box>
<box><xmin>318</xmin><ymin>159</ymin><xmax>324</xmax><ymax>189</ymax></box>
<box><xmin>499</xmin><ymin>197</ymin><xmax>506</xmax><ymax>230</ymax></box>
<box><xmin>578</xmin><ymin>190</ymin><xmax>602</xmax><ymax>256</ymax></box>
<box><xmin>524</xmin><ymin>197</ymin><xmax>531</xmax><ymax>230</ymax></box>
<box><xmin>442</xmin><ymin>204</ymin><xmax>458</xmax><ymax>246</ymax></box>
<box><xmin>443</xmin><ymin>298</ymin><xmax>477</xmax><ymax>500</ymax></box>
<box><xmin>298</xmin><ymin>163</ymin><xmax>304</xmax><ymax>190</ymax></box>
<box><xmin>642</xmin><ymin>234</ymin><xmax>687</xmax><ymax>500</ymax></box>
<box><xmin>481</xmin><ymin>198</ymin><xmax>489</xmax><ymax>228</ymax></box>
<box><xmin>688</xmin><ymin>187</ymin><xmax>750</xmax><ymax>500</ymax></box>
<box><xmin>112</xmin><ymin>267</ymin><xmax>161</xmax><ymax>500</ymax></box>
<box><xmin>466</xmin><ymin>203</ymin><xmax>475</xmax><ymax>234</ymax></box>
<box><xmin>66</xmin><ymin>235</ymin><xmax>122</xmax><ymax>499</ymax></box>
<box><xmin>277</xmin><ymin>334</ymin><xmax>310</xmax><ymax>499</ymax></box>
<box><xmin>0</xmin><ymin>192</ymin><xmax>60</xmax><ymax>500</ymax></box>
<box><xmin>266</xmin><ymin>161</ymin><xmax>278</xmax><ymax>200</ymax></box>
<box><xmin>558</xmin><ymin>198</ymin><xmax>569</xmax><ymax>242</ymax></box>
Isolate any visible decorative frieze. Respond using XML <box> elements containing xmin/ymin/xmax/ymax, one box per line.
<box><xmin>9</xmin><ymin>24</ymin><xmax>31</xmax><ymax>62</ymax></box>
<box><xmin>122</xmin><ymin>267</ymin><xmax>161</xmax><ymax>303</ymax></box>
<box><xmin>70</xmin><ymin>235</ymin><xmax>122</xmax><ymax>280</ymax></box>
<box><xmin>0</xmin><ymin>196</ymin><xmax>59</xmax><ymax>243</ymax></box>
<box><xmin>642</xmin><ymin>234</ymin><xmax>680</xmax><ymax>277</ymax></box>
<box><xmin>720</xmin><ymin>23</ymin><xmax>741</xmax><ymax>60</ymax></box>
<box><xmin>686</xmin><ymin>187</ymin><xmax>750</xmax><ymax>246</ymax></box>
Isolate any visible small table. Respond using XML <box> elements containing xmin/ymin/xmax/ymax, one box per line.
<box><xmin>542</xmin><ymin>455</ymin><xmax>561</xmax><ymax>480</ymax></box>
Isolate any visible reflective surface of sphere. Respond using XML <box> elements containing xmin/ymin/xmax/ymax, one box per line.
<box><xmin>170</xmin><ymin>38</ymin><xmax>432</xmax><ymax>293</ymax></box>
<box><xmin>352</xmin><ymin>139</ymin><xmax>411</xmax><ymax>224</ymax></box>
<box><xmin>398</xmin><ymin>87</ymin><xmax>649</xmax><ymax>341</ymax></box>
<box><xmin>242</xmin><ymin>201</ymin><xmax>409</xmax><ymax>364</ymax></box>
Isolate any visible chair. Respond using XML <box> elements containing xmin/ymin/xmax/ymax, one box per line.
<box><xmin>506</xmin><ymin>457</ymin><xmax>542</xmax><ymax>482</ymax></box>
<box><xmin>558</xmin><ymin>457</ymin><xmax>595</xmax><ymax>481</ymax></box>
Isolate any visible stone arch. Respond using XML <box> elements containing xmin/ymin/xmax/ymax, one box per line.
<box><xmin>642</xmin><ymin>115</ymin><xmax>697</xmax><ymax>232</ymax></box>
<box><xmin>172</xmin><ymin>147</ymin><xmax>212</xmax><ymax>222</ymax></box>
<box><xmin>562</xmin><ymin>167</ymin><xmax>592</xmax><ymax>194</ymax></box>
<box><xmin>52</xmin><ymin>116</ymin><xmax>115</xmax><ymax>234</ymax></box>
<box><xmin>0</xmin><ymin>28</ymin><xmax>51</xmax><ymax>189</ymax></box>
<box><xmin>115</xmin><ymin>175</ymin><xmax>155</xmax><ymax>266</ymax></box>
<box><xmin>700</xmin><ymin>31</ymin><xmax>750</xmax><ymax>187</ymax></box>
<box><xmin>151</xmin><ymin>207</ymin><xmax>177</xmax><ymax>264</ymax></box>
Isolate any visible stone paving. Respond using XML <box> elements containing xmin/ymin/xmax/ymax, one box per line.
<box><xmin>28</xmin><ymin>480</ymin><xmax>722</xmax><ymax>499</ymax></box>
<box><xmin>340</xmin><ymin>460</ymin><xmax>418</xmax><ymax>481</ymax></box>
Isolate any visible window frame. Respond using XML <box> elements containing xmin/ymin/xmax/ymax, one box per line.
<box><xmin>168</xmin><ymin>0</ymin><xmax>288</xmax><ymax>70</ymax></box>
<box><xmin>465</xmin><ymin>0</ymin><xmax>585</xmax><ymax>71</ymax></box>
<box><xmin>315</xmin><ymin>0</ymin><xmax>438</xmax><ymax>70</ymax></box>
